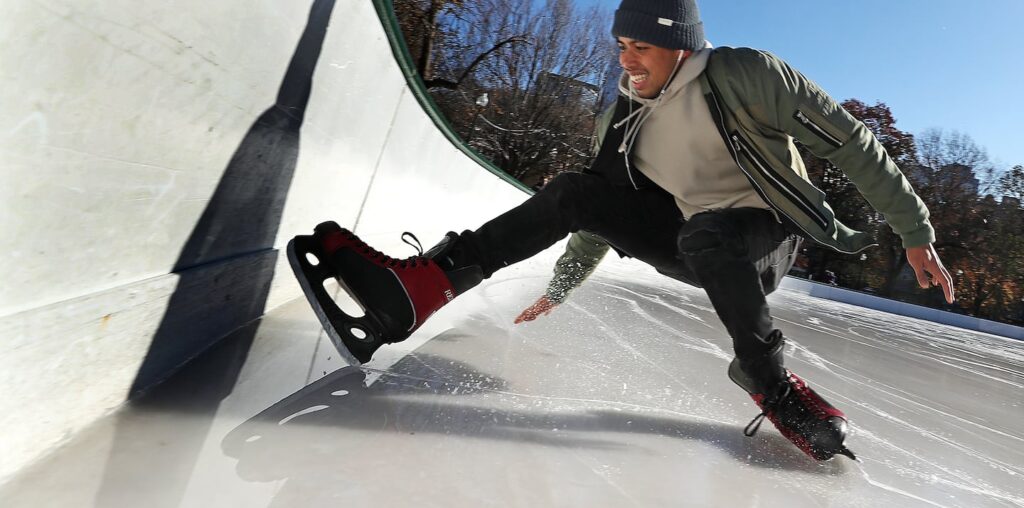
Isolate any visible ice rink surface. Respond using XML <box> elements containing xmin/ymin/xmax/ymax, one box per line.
<box><xmin>2</xmin><ymin>256</ymin><xmax>1022</xmax><ymax>507</ymax></box>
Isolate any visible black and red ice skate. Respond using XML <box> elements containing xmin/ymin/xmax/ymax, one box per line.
<box><xmin>729</xmin><ymin>335</ymin><xmax>857</xmax><ymax>461</ymax></box>
<box><xmin>287</xmin><ymin>221</ymin><xmax>481</xmax><ymax>365</ymax></box>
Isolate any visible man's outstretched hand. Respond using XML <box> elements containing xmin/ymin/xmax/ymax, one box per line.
<box><xmin>514</xmin><ymin>295</ymin><xmax>559</xmax><ymax>324</ymax></box>
<box><xmin>906</xmin><ymin>243</ymin><xmax>955</xmax><ymax>304</ymax></box>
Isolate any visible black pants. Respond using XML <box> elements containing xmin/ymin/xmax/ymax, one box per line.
<box><xmin>462</xmin><ymin>172</ymin><xmax>800</xmax><ymax>360</ymax></box>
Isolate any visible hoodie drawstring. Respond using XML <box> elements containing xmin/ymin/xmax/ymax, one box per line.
<box><xmin>613</xmin><ymin>51</ymin><xmax>687</xmax><ymax>187</ymax></box>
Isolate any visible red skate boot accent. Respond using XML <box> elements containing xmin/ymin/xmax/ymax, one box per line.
<box><xmin>288</xmin><ymin>221</ymin><xmax>477</xmax><ymax>364</ymax></box>
<box><xmin>742</xmin><ymin>370</ymin><xmax>857</xmax><ymax>461</ymax></box>
<box><xmin>728</xmin><ymin>333</ymin><xmax>857</xmax><ymax>461</ymax></box>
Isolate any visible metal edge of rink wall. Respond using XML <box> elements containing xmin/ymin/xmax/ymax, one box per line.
<box><xmin>779</xmin><ymin>277</ymin><xmax>1024</xmax><ymax>341</ymax></box>
<box><xmin>370</xmin><ymin>0</ymin><xmax>533</xmax><ymax>195</ymax></box>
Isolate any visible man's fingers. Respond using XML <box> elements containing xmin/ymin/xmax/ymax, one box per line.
<box><xmin>937</xmin><ymin>265</ymin><xmax>956</xmax><ymax>303</ymax></box>
<box><xmin>514</xmin><ymin>311</ymin><xmax>535</xmax><ymax>324</ymax></box>
<box><xmin>911</xmin><ymin>263</ymin><xmax>930</xmax><ymax>289</ymax></box>
<box><xmin>923</xmin><ymin>255</ymin><xmax>956</xmax><ymax>303</ymax></box>
<box><xmin>515</xmin><ymin>300</ymin><xmax>545</xmax><ymax>324</ymax></box>
<box><xmin>921</xmin><ymin>258</ymin><xmax>956</xmax><ymax>304</ymax></box>
<box><xmin>940</xmin><ymin>277</ymin><xmax>955</xmax><ymax>303</ymax></box>
<box><xmin>906</xmin><ymin>244</ymin><xmax>956</xmax><ymax>303</ymax></box>
<box><xmin>514</xmin><ymin>297</ymin><xmax>558</xmax><ymax>325</ymax></box>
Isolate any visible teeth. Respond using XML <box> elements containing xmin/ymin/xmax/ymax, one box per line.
<box><xmin>629</xmin><ymin>73</ymin><xmax>648</xmax><ymax>83</ymax></box>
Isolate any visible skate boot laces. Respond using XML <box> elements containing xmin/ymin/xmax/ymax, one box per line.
<box><xmin>343</xmin><ymin>230</ymin><xmax>429</xmax><ymax>269</ymax></box>
<box><xmin>737</xmin><ymin>366</ymin><xmax>855</xmax><ymax>461</ymax></box>
<box><xmin>743</xmin><ymin>372</ymin><xmax>828</xmax><ymax>437</ymax></box>
<box><xmin>744</xmin><ymin>382</ymin><xmax>788</xmax><ymax>437</ymax></box>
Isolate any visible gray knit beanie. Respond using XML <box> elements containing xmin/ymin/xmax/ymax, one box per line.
<box><xmin>612</xmin><ymin>0</ymin><xmax>704</xmax><ymax>51</ymax></box>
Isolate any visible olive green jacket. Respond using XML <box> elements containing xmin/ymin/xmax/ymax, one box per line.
<box><xmin>545</xmin><ymin>47</ymin><xmax>933</xmax><ymax>304</ymax></box>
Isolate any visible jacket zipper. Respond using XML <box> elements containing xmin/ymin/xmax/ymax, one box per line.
<box><xmin>702</xmin><ymin>90</ymin><xmax>791</xmax><ymax>226</ymax></box>
<box><xmin>702</xmin><ymin>79</ymin><xmax>848</xmax><ymax>251</ymax></box>
<box><xmin>794</xmin><ymin>110</ymin><xmax>843</xmax><ymax>149</ymax></box>
<box><xmin>730</xmin><ymin>132</ymin><xmax>830</xmax><ymax>231</ymax></box>
<box><xmin>702</xmin><ymin>71</ymin><xmax>864</xmax><ymax>254</ymax></box>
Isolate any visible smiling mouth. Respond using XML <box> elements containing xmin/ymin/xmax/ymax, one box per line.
<box><xmin>629</xmin><ymin>72</ymin><xmax>649</xmax><ymax>86</ymax></box>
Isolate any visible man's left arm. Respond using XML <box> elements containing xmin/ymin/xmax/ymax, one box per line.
<box><xmin>758</xmin><ymin>52</ymin><xmax>955</xmax><ymax>302</ymax></box>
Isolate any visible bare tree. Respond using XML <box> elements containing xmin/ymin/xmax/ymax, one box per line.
<box><xmin>439</xmin><ymin>0</ymin><xmax>616</xmax><ymax>185</ymax></box>
<box><xmin>394</xmin><ymin>0</ymin><xmax>460</xmax><ymax>80</ymax></box>
<box><xmin>996</xmin><ymin>165</ymin><xmax>1024</xmax><ymax>204</ymax></box>
<box><xmin>916</xmin><ymin>128</ymin><xmax>996</xmax><ymax>195</ymax></box>
<box><xmin>396</xmin><ymin>0</ymin><xmax>617</xmax><ymax>186</ymax></box>
<box><xmin>395</xmin><ymin>0</ymin><xmax>531</xmax><ymax>90</ymax></box>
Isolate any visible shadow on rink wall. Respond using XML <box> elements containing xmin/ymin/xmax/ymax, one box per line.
<box><xmin>94</xmin><ymin>1</ymin><xmax>336</xmax><ymax>506</ymax></box>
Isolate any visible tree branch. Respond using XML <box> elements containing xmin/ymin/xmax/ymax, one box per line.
<box><xmin>423</xmin><ymin>35</ymin><xmax>529</xmax><ymax>90</ymax></box>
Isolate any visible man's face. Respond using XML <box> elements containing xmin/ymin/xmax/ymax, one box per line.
<box><xmin>617</xmin><ymin>37</ymin><xmax>684</xmax><ymax>99</ymax></box>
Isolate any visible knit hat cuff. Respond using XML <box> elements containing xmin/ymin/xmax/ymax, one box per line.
<box><xmin>612</xmin><ymin>9</ymin><xmax>704</xmax><ymax>51</ymax></box>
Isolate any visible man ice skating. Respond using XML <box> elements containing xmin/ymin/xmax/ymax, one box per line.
<box><xmin>288</xmin><ymin>0</ymin><xmax>955</xmax><ymax>462</ymax></box>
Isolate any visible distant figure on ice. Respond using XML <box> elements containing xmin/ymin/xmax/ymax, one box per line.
<box><xmin>810</xmin><ymin>269</ymin><xmax>838</xmax><ymax>286</ymax></box>
<box><xmin>289</xmin><ymin>0</ymin><xmax>955</xmax><ymax>461</ymax></box>
<box><xmin>822</xmin><ymin>270</ymin><xmax>838</xmax><ymax>286</ymax></box>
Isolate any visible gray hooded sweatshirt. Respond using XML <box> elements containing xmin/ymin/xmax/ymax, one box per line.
<box><xmin>616</xmin><ymin>46</ymin><xmax>770</xmax><ymax>219</ymax></box>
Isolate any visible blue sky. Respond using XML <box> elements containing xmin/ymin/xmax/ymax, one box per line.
<box><xmin>582</xmin><ymin>0</ymin><xmax>1024</xmax><ymax>169</ymax></box>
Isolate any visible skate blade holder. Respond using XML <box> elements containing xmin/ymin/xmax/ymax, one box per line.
<box><xmin>837</xmin><ymin>446</ymin><xmax>858</xmax><ymax>461</ymax></box>
<box><xmin>287</xmin><ymin>236</ymin><xmax>386</xmax><ymax>365</ymax></box>
<box><xmin>816</xmin><ymin>443</ymin><xmax>857</xmax><ymax>462</ymax></box>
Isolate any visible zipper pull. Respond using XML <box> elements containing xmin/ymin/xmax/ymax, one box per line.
<box><xmin>730</xmin><ymin>134</ymin><xmax>742</xmax><ymax>152</ymax></box>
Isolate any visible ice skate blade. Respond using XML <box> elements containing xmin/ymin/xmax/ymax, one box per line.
<box><xmin>837</xmin><ymin>446</ymin><xmax>858</xmax><ymax>462</ymax></box>
<box><xmin>287</xmin><ymin>237</ymin><xmax>385</xmax><ymax>365</ymax></box>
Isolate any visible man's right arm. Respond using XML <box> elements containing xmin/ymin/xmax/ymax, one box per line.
<box><xmin>515</xmin><ymin>105</ymin><xmax>616</xmax><ymax>324</ymax></box>
<box><xmin>543</xmin><ymin>103</ymin><xmax>615</xmax><ymax>304</ymax></box>
<box><xmin>515</xmin><ymin>230</ymin><xmax>609</xmax><ymax>324</ymax></box>
<box><xmin>545</xmin><ymin>230</ymin><xmax>610</xmax><ymax>304</ymax></box>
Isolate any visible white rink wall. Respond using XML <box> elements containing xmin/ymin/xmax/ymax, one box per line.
<box><xmin>780</xmin><ymin>278</ymin><xmax>1024</xmax><ymax>340</ymax></box>
<box><xmin>0</xmin><ymin>0</ymin><xmax>528</xmax><ymax>482</ymax></box>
